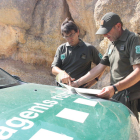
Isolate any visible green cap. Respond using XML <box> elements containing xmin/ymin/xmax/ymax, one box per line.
<box><xmin>96</xmin><ymin>12</ymin><xmax>121</xmax><ymax>35</ymax></box>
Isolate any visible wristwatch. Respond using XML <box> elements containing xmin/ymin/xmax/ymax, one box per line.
<box><xmin>95</xmin><ymin>78</ymin><xmax>98</xmax><ymax>81</ymax></box>
<box><xmin>112</xmin><ymin>85</ymin><xmax>118</xmax><ymax>94</ymax></box>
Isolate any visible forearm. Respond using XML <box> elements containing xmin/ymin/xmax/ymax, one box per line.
<box><xmin>78</xmin><ymin>63</ymin><xmax>106</xmax><ymax>86</ymax></box>
<box><xmin>96</xmin><ymin>70</ymin><xmax>105</xmax><ymax>80</ymax></box>
<box><xmin>115</xmin><ymin>65</ymin><xmax>140</xmax><ymax>91</ymax></box>
<box><xmin>52</xmin><ymin>66</ymin><xmax>64</xmax><ymax>76</ymax></box>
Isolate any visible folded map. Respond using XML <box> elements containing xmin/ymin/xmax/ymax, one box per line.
<box><xmin>58</xmin><ymin>82</ymin><xmax>101</xmax><ymax>95</ymax></box>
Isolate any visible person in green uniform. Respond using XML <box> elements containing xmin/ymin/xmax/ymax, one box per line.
<box><xmin>71</xmin><ymin>12</ymin><xmax>140</xmax><ymax>120</ymax></box>
<box><xmin>51</xmin><ymin>18</ymin><xmax>102</xmax><ymax>88</ymax></box>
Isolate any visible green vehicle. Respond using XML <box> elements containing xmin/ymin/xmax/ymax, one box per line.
<box><xmin>0</xmin><ymin>68</ymin><xmax>139</xmax><ymax>140</ymax></box>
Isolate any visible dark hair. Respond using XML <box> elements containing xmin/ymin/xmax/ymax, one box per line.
<box><xmin>61</xmin><ymin>18</ymin><xmax>78</xmax><ymax>36</ymax></box>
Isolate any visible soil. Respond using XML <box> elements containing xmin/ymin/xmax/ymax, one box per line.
<box><xmin>0</xmin><ymin>58</ymin><xmax>56</xmax><ymax>86</ymax></box>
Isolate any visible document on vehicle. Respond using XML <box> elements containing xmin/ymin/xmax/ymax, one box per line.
<box><xmin>75</xmin><ymin>88</ymin><xmax>101</xmax><ymax>95</ymax></box>
<box><xmin>58</xmin><ymin>82</ymin><xmax>77</xmax><ymax>93</ymax></box>
<box><xmin>58</xmin><ymin>82</ymin><xmax>101</xmax><ymax>96</ymax></box>
<box><xmin>56</xmin><ymin>73</ymin><xmax>101</xmax><ymax>96</ymax></box>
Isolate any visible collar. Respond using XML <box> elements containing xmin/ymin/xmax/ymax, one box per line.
<box><xmin>66</xmin><ymin>38</ymin><xmax>84</xmax><ymax>47</ymax></box>
<box><xmin>66</xmin><ymin>42</ymin><xmax>70</xmax><ymax>47</ymax></box>
<box><xmin>113</xmin><ymin>29</ymin><xmax>130</xmax><ymax>45</ymax></box>
<box><xmin>118</xmin><ymin>29</ymin><xmax>130</xmax><ymax>41</ymax></box>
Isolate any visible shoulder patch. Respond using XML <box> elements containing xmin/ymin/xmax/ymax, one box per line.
<box><xmin>135</xmin><ymin>46</ymin><xmax>140</xmax><ymax>54</ymax></box>
<box><xmin>98</xmin><ymin>53</ymin><xmax>103</xmax><ymax>59</ymax></box>
<box><xmin>61</xmin><ymin>54</ymin><xmax>65</xmax><ymax>60</ymax></box>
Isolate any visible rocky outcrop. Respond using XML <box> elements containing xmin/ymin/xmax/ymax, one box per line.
<box><xmin>0</xmin><ymin>0</ymin><xmax>140</xmax><ymax>88</ymax></box>
<box><xmin>0</xmin><ymin>0</ymin><xmax>70</xmax><ymax>66</ymax></box>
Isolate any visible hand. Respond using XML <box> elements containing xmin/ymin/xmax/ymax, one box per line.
<box><xmin>61</xmin><ymin>71</ymin><xmax>75</xmax><ymax>85</ymax></box>
<box><xmin>71</xmin><ymin>81</ymin><xmax>79</xmax><ymax>87</ymax></box>
<box><xmin>97</xmin><ymin>86</ymin><xmax>114</xmax><ymax>99</ymax></box>
<box><xmin>83</xmin><ymin>79</ymin><xmax>97</xmax><ymax>88</ymax></box>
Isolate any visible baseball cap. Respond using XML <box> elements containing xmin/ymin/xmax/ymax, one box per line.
<box><xmin>96</xmin><ymin>12</ymin><xmax>121</xmax><ymax>35</ymax></box>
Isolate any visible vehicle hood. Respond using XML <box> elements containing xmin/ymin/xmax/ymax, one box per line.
<box><xmin>0</xmin><ymin>83</ymin><xmax>139</xmax><ymax>140</ymax></box>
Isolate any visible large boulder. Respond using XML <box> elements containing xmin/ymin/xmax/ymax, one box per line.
<box><xmin>0</xmin><ymin>0</ymin><xmax>38</xmax><ymax>29</ymax></box>
<box><xmin>0</xmin><ymin>0</ymin><xmax>70</xmax><ymax>66</ymax></box>
<box><xmin>0</xmin><ymin>0</ymin><xmax>140</xmax><ymax>88</ymax></box>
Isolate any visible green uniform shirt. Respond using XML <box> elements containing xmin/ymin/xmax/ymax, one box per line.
<box><xmin>100</xmin><ymin>29</ymin><xmax>140</xmax><ymax>100</ymax></box>
<box><xmin>52</xmin><ymin>39</ymin><xmax>101</xmax><ymax>80</ymax></box>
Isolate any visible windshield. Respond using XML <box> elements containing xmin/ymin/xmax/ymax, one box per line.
<box><xmin>0</xmin><ymin>68</ymin><xmax>19</xmax><ymax>88</ymax></box>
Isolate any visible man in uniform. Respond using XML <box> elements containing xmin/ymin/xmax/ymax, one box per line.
<box><xmin>71</xmin><ymin>12</ymin><xmax>140</xmax><ymax>120</ymax></box>
<box><xmin>51</xmin><ymin>18</ymin><xmax>102</xmax><ymax>88</ymax></box>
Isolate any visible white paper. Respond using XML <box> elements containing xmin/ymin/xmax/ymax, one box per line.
<box><xmin>58</xmin><ymin>82</ymin><xmax>101</xmax><ymax>96</ymax></box>
<box><xmin>75</xmin><ymin>88</ymin><xmax>101</xmax><ymax>95</ymax></box>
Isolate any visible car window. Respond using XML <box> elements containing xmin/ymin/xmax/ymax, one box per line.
<box><xmin>0</xmin><ymin>68</ymin><xmax>19</xmax><ymax>87</ymax></box>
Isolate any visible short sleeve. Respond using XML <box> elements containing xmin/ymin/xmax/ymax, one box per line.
<box><xmin>89</xmin><ymin>45</ymin><xmax>101</xmax><ymax>65</ymax></box>
<box><xmin>129</xmin><ymin>34</ymin><xmax>140</xmax><ymax>65</ymax></box>
<box><xmin>51</xmin><ymin>46</ymin><xmax>62</xmax><ymax>68</ymax></box>
<box><xmin>100</xmin><ymin>47</ymin><xmax>110</xmax><ymax>66</ymax></box>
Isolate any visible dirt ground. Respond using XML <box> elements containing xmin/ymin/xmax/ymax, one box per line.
<box><xmin>0</xmin><ymin>59</ymin><xmax>56</xmax><ymax>86</ymax></box>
